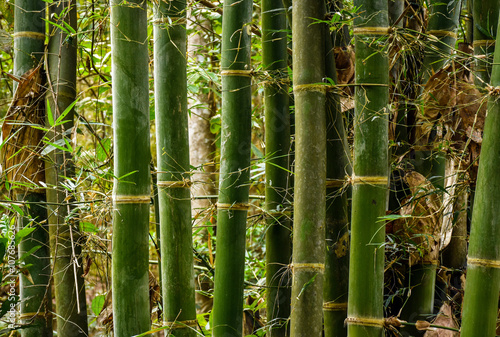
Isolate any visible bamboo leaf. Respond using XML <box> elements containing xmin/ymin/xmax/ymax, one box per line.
<box><xmin>19</xmin><ymin>245</ymin><xmax>41</xmax><ymax>262</ymax></box>
<box><xmin>14</xmin><ymin>227</ymin><xmax>35</xmax><ymax>246</ymax></box>
<box><xmin>54</xmin><ymin>98</ymin><xmax>78</xmax><ymax>126</ymax></box>
<box><xmin>296</xmin><ymin>274</ymin><xmax>318</xmax><ymax>299</ymax></box>
<box><xmin>91</xmin><ymin>294</ymin><xmax>106</xmax><ymax>315</ymax></box>
<box><xmin>46</xmin><ymin>99</ymin><xmax>55</xmax><ymax>127</ymax></box>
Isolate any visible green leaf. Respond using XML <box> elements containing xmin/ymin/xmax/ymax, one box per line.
<box><xmin>46</xmin><ymin>99</ymin><xmax>55</xmax><ymax>126</ymax></box>
<box><xmin>210</xmin><ymin>115</ymin><xmax>221</xmax><ymax>134</ymax></box>
<box><xmin>96</xmin><ymin>138</ymin><xmax>111</xmax><ymax>162</ymax></box>
<box><xmin>14</xmin><ymin>227</ymin><xmax>35</xmax><ymax>246</ymax></box>
<box><xmin>0</xmin><ymin>295</ymin><xmax>18</xmax><ymax>319</ymax></box>
<box><xmin>80</xmin><ymin>221</ymin><xmax>98</xmax><ymax>234</ymax></box>
<box><xmin>91</xmin><ymin>294</ymin><xmax>106</xmax><ymax>316</ymax></box>
<box><xmin>55</xmin><ymin>99</ymin><xmax>78</xmax><ymax>126</ymax></box>
<box><xmin>0</xmin><ymin>238</ymin><xmax>7</xmax><ymax>261</ymax></box>
<box><xmin>296</xmin><ymin>274</ymin><xmax>317</xmax><ymax>299</ymax></box>
<box><xmin>19</xmin><ymin>245</ymin><xmax>41</xmax><ymax>261</ymax></box>
<box><xmin>10</xmin><ymin>203</ymin><xmax>23</xmax><ymax>217</ymax></box>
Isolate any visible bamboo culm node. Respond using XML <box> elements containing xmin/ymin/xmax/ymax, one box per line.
<box><xmin>157</xmin><ymin>180</ymin><xmax>192</xmax><ymax>188</ymax></box>
<box><xmin>345</xmin><ymin>317</ymin><xmax>385</xmax><ymax>327</ymax></box>
<box><xmin>467</xmin><ymin>257</ymin><xmax>500</xmax><ymax>268</ymax></box>
<box><xmin>165</xmin><ymin>319</ymin><xmax>198</xmax><ymax>329</ymax></box>
<box><xmin>350</xmin><ymin>175</ymin><xmax>389</xmax><ymax>185</ymax></box>
<box><xmin>216</xmin><ymin>202</ymin><xmax>250</xmax><ymax>211</ymax></box>
<box><xmin>487</xmin><ymin>84</ymin><xmax>500</xmax><ymax>96</ymax></box>
<box><xmin>293</xmin><ymin>83</ymin><xmax>328</xmax><ymax>94</ymax></box>
<box><xmin>291</xmin><ymin>263</ymin><xmax>325</xmax><ymax>271</ymax></box>
<box><xmin>13</xmin><ymin>31</ymin><xmax>45</xmax><ymax>40</ymax></box>
<box><xmin>426</xmin><ymin>30</ymin><xmax>458</xmax><ymax>39</ymax></box>
<box><xmin>323</xmin><ymin>302</ymin><xmax>348</xmax><ymax>311</ymax></box>
<box><xmin>353</xmin><ymin>27</ymin><xmax>390</xmax><ymax>35</ymax></box>
<box><xmin>473</xmin><ymin>40</ymin><xmax>496</xmax><ymax>47</ymax></box>
<box><xmin>220</xmin><ymin>69</ymin><xmax>253</xmax><ymax>77</ymax></box>
<box><xmin>152</xmin><ymin>17</ymin><xmax>187</xmax><ymax>26</ymax></box>
<box><xmin>19</xmin><ymin>312</ymin><xmax>51</xmax><ymax>319</ymax></box>
<box><xmin>113</xmin><ymin>195</ymin><xmax>150</xmax><ymax>204</ymax></box>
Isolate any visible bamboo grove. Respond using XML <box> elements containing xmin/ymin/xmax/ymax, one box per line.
<box><xmin>0</xmin><ymin>0</ymin><xmax>499</xmax><ymax>336</ymax></box>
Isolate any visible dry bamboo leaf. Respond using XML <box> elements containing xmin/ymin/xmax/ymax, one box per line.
<box><xmin>334</xmin><ymin>46</ymin><xmax>355</xmax><ymax>95</ymax></box>
<box><xmin>394</xmin><ymin>171</ymin><xmax>441</xmax><ymax>265</ymax></box>
<box><xmin>1</xmin><ymin>65</ymin><xmax>46</xmax><ymax>188</ymax></box>
<box><xmin>423</xmin><ymin>302</ymin><xmax>459</xmax><ymax>337</ymax></box>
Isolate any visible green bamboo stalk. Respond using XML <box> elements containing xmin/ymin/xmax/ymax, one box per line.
<box><xmin>323</xmin><ymin>9</ymin><xmax>350</xmax><ymax>336</ymax></box>
<box><xmin>472</xmin><ymin>0</ymin><xmax>499</xmax><ymax>87</ymax></box>
<box><xmin>347</xmin><ymin>0</ymin><xmax>389</xmax><ymax>336</ymax></box>
<box><xmin>110</xmin><ymin>0</ymin><xmax>151</xmax><ymax>335</ymax></box>
<box><xmin>414</xmin><ymin>0</ymin><xmax>461</xmax><ymax>181</ymax></box>
<box><xmin>13</xmin><ymin>1</ymin><xmax>52</xmax><ymax>336</ymax></box>
<box><xmin>13</xmin><ymin>0</ymin><xmax>45</xmax><ymax>79</ymax></box>
<box><xmin>46</xmin><ymin>1</ymin><xmax>89</xmax><ymax>335</ymax></box>
<box><xmin>262</xmin><ymin>0</ymin><xmax>291</xmax><ymax>335</ymax></box>
<box><xmin>17</xmin><ymin>193</ymin><xmax>52</xmax><ymax>337</ymax></box>
<box><xmin>290</xmin><ymin>2</ymin><xmax>326</xmax><ymax>337</ymax></box>
<box><xmin>154</xmin><ymin>1</ymin><xmax>196</xmax><ymax>336</ymax></box>
<box><xmin>211</xmin><ymin>0</ymin><xmax>252</xmax><ymax>335</ymax></box>
<box><xmin>460</xmin><ymin>18</ymin><xmax>500</xmax><ymax>337</ymax></box>
<box><xmin>404</xmin><ymin>3</ymin><xmax>461</xmax><ymax>334</ymax></box>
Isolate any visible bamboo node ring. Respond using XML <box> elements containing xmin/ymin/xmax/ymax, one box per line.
<box><xmin>426</xmin><ymin>30</ymin><xmax>457</xmax><ymax>39</ymax></box>
<box><xmin>323</xmin><ymin>301</ymin><xmax>348</xmax><ymax>311</ymax></box>
<box><xmin>350</xmin><ymin>175</ymin><xmax>388</xmax><ymax>185</ymax></box>
<box><xmin>473</xmin><ymin>40</ymin><xmax>496</xmax><ymax>48</ymax></box>
<box><xmin>165</xmin><ymin>319</ymin><xmax>198</xmax><ymax>329</ymax></box>
<box><xmin>13</xmin><ymin>31</ymin><xmax>46</xmax><ymax>40</ymax></box>
<box><xmin>345</xmin><ymin>316</ymin><xmax>385</xmax><ymax>327</ymax></box>
<box><xmin>293</xmin><ymin>83</ymin><xmax>328</xmax><ymax>94</ymax></box>
<box><xmin>353</xmin><ymin>27</ymin><xmax>389</xmax><ymax>35</ymax></box>
<box><xmin>291</xmin><ymin>263</ymin><xmax>325</xmax><ymax>271</ymax></box>
<box><xmin>113</xmin><ymin>194</ymin><xmax>151</xmax><ymax>204</ymax></box>
<box><xmin>467</xmin><ymin>257</ymin><xmax>500</xmax><ymax>269</ymax></box>
<box><xmin>152</xmin><ymin>17</ymin><xmax>186</xmax><ymax>25</ymax></box>
<box><xmin>157</xmin><ymin>180</ymin><xmax>192</xmax><ymax>188</ymax></box>
<box><xmin>216</xmin><ymin>202</ymin><xmax>250</xmax><ymax>211</ymax></box>
<box><xmin>486</xmin><ymin>84</ymin><xmax>500</xmax><ymax>96</ymax></box>
<box><xmin>267</xmin><ymin>210</ymin><xmax>292</xmax><ymax>218</ymax></box>
<box><xmin>19</xmin><ymin>312</ymin><xmax>51</xmax><ymax>319</ymax></box>
<box><xmin>221</xmin><ymin>69</ymin><xmax>253</xmax><ymax>77</ymax></box>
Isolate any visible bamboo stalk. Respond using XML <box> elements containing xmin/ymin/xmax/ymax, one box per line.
<box><xmin>12</xmin><ymin>1</ymin><xmax>52</xmax><ymax>336</ymax></box>
<box><xmin>404</xmin><ymin>3</ymin><xmax>461</xmax><ymax>334</ymax></box>
<box><xmin>46</xmin><ymin>1</ymin><xmax>89</xmax><ymax>335</ymax></box>
<box><xmin>262</xmin><ymin>0</ymin><xmax>291</xmax><ymax>336</ymax></box>
<box><xmin>110</xmin><ymin>0</ymin><xmax>151</xmax><ymax>335</ymax></box>
<box><xmin>347</xmin><ymin>0</ymin><xmax>389</xmax><ymax>336</ymax></box>
<box><xmin>17</xmin><ymin>193</ymin><xmax>52</xmax><ymax>337</ymax></box>
<box><xmin>290</xmin><ymin>2</ymin><xmax>326</xmax><ymax>337</ymax></box>
<box><xmin>460</xmin><ymin>18</ymin><xmax>500</xmax><ymax>337</ymax></box>
<box><xmin>472</xmin><ymin>0</ymin><xmax>499</xmax><ymax>87</ymax></box>
<box><xmin>323</xmin><ymin>4</ymin><xmax>350</xmax><ymax>335</ymax></box>
<box><xmin>211</xmin><ymin>0</ymin><xmax>253</xmax><ymax>335</ymax></box>
<box><xmin>154</xmin><ymin>1</ymin><xmax>197</xmax><ymax>336</ymax></box>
